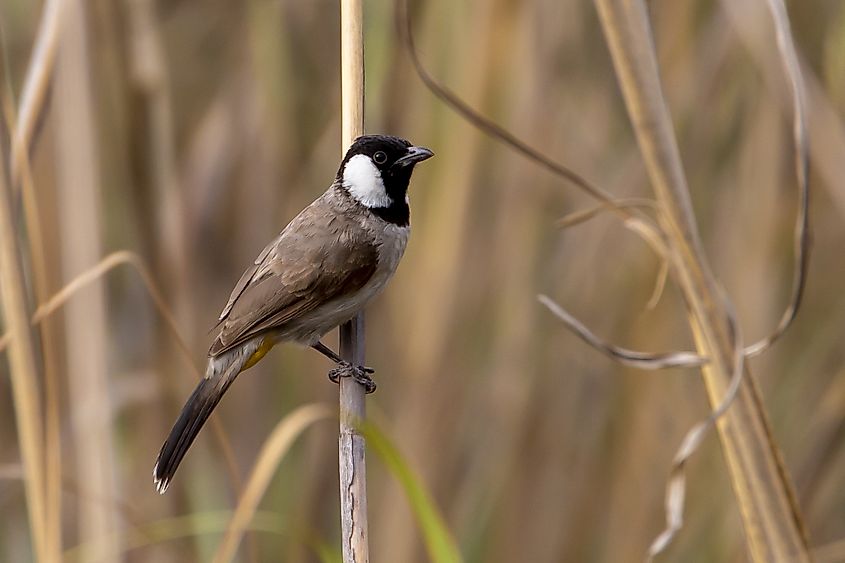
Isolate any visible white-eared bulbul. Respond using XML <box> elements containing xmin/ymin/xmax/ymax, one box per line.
<box><xmin>153</xmin><ymin>135</ymin><xmax>433</xmax><ymax>493</ymax></box>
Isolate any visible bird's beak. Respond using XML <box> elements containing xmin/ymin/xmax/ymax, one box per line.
<box><xmin>393</xmin><ymin>145</ymin><xmax>434</xmax><ymax>168</ymax></box>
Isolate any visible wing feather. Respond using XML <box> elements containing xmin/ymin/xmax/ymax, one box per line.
<box><xmin>217</xmin><ymin>233</ymin><xmax>282</xmax><ymax>322</ymax></box>
<box><xmin>209</xmin><ymin>200</ymin><xmax>378</xmax><ymax>357</ymax></box>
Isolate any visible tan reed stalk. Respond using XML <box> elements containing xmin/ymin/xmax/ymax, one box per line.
<box><xmin>592</xmin><ymin>0</ymin><xmax>811</xmax><ymax>560</ymax></box>
<box><xmin>3</xmin><ymin>95</ymin><xmax>63</xmax><ymax>563</ymax></box>
<box><xmin>339</xmin><ymin>0</ymin><xmax>370</xmax><ymax>561</ymax></box>
<box><xmin>10</xmin><ymin>2</ymin><xmax>71</xmax><ymax>553</ymax></box>
<box><xmin>0</xmin><ymin>115</ymin><xmax>47</xmax><ymax>563</ymax></box>
<box><xmin>55</xmin><ymin>3</ymin><xmax>120</xmax><ymax>559</ymax></box>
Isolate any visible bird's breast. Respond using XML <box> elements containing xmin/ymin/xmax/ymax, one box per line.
<box><xmin>374</xmin><ymin>222</ymin><xmax>410</xmax><ymax>273</ymax></box>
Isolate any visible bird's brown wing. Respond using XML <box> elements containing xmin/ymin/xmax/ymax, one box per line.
<box><xmin>209</xmin><ymin>208</ymin><xmax>378</xmax><ymax>357</ymax></box>
<box><xmin>216</xmin><ymin>232</ymin><xmax>282</xmax><ymax>323</ymax></box>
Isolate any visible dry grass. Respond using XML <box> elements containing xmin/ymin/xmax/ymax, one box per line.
<box><xmin>0</xmin><ymin>0</ymin><xmax>843</xmax><ymax>561</ymax></box>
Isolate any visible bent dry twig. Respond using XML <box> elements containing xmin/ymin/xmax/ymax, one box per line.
<box><xmin>734</xmin><ymin>0</ymin><xmax>810</xmax><ymax>358</ymax></box>
<box><xmin>400</xmin><ymin>0</ymin><xmax>810</xmax><ymax>360</ymax></box>
<box><xmin>538</xmin><ymin>295</ymin><xmax>706</xmax><ymax>370</ymax></box>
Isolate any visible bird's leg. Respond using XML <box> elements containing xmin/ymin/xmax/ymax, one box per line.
<box><xmin>312</xmin><ymin>341</ymin><xmax>344</xmax><ymax>363</ymax></box>
<box><xmin>311</xmin><ymin>341</ymin><xmax>376</xmax><ymax>394</ymax></box>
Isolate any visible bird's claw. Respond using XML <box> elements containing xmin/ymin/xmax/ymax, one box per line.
<box><xmin>328</xmin><ymin>361</ymin><xmax>377</xmax><ymax>394</ymax></box>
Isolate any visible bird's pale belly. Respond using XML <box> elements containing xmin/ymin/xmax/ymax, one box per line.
<box><xmin>286</xmin><ymin>278</ymin><xmax>390</xmax><ymax>345</ymax></box>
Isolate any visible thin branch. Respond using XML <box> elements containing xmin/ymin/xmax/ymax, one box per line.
<box><xmin>402</xmin><ymin>0</ymin><xmax>683</xmax><ymax>331</ymax></box>
<box><xmin>401</xmin><ymin>0</ymin><xmax>809</xmax><ymax>361</ymax></box>
<box><xmin>538</xmin><ymin>295</ymin><xmax>706</xmax><ymax>369</ymax></box>
<box><xmin>397</xmin><ymin>0</ymin><xmax>620</xmax><ymax>208</ymax></box>
<box><xmin>739</xmin><ymin>0</ymin><xmax>810</xmax><ymax>358</ymax></box>
<box><xmin>555</xmin><ymin>198</ymin><xmax>659</xmax><ymax>229</ymax></box>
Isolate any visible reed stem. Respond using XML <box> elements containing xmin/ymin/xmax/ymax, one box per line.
<box><xmin>0</xmin><ymin>115</ymin><xmax>47</xmax><ymax>563</ymax></box>
<box><xmin>338</xmin><ymin>0</ymin><xmax>369</xmax><ymax>561</ymax></box>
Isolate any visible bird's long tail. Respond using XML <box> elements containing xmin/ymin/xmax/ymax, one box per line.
<box><xmin>153</xmin><ymin>344</ymin><xmax>258</xmax><ymax>494</ymax></box>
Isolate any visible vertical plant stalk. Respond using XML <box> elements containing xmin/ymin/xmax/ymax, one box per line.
<box><xmin>592</xmin><ymin>1</ymin><xmax>810</xmax><ymax>561</ymax></box>
<box><xmin>8</xmin><ymin>0</ymin><xmax>67</xmax><ymax>549</ymax></box>
<box><xmin>55</xmin><ymin>2</ymin><xmax>121</xmax><ymax>560</ymax></box>
<box><xmin>5</xmin><ymin>98</ymin><xmax>64</xmax><ymax>563</ymax></box>
<box><xmin>0</xmin><ymin>123</ymin><xmax>47</xmax><ymax>563</ymax></box>
<box><xmin>339</xmin><ymin>0</ymin><xmax>369</xmax><ymax>561</ymax></box>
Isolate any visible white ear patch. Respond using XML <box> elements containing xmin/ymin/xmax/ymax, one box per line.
<box><xmin>343</xmin><ymin>154</ymin><xmax>392</xmax><ymax>208</ymax></box>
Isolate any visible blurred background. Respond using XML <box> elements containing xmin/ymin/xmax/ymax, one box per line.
<box><xmin>0</xmin><ymin>0</ymin><xmax>843</xmax><ymax>561</ymax></box>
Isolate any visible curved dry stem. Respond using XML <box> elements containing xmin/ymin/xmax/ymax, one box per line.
<box><xmin>646</xmin><ymin>259</ymin><xmax>670</xmax><ymax>311</ymax></box>
<box><xmin>557</xmin><ymin>198</ymin><xmax>673</xmax><ymax>310</ymax></box>
<box><xmin>18</xmin><ymin>250</ymin><xmax>194</xmax><ymax>366</ymax></box>
<box><xmin>647</xmin><ymin>295</ymin><xmax>745</xmax><ymax>560</ymax></box>
<box><xmin>399</xmin><ymin>0</ymin><xmax>639</xmax><ymax>215</ymax></box>
<box><xmin>538</xmin><ymin>294</ymin><xmax>706</xmax><ymax>369</ymax></box>
<box><xmin>555</xmin><ymin>198</ymin><xmax>659</xmax><ymax>229</ymax></box>
<box><xmin>740</xmin><ymin>0</ymin><xmax>810</xmax><ymax>358</ymax></box>
<box><xmin>212</xmin><ymin>404</ymin><xmax>332</xmax><ymax>563</ymax></box>
<box><xmin>558</xmin><ymin>198</ymin><xmax>676</xmax><ymax>311</ymax></box>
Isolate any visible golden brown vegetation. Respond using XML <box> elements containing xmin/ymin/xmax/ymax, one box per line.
<box><xmin>0</xmin><ymin>0</ymin><xmax>843</xmax><ymax>562</ymax></box>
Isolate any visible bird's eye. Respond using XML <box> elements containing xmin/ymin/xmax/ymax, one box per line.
<box><xmin>373</xmin><ymin>151</ymin><xmax>387</xmax><ymax>164</ymax></box>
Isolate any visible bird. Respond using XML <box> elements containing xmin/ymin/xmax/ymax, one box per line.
<box><xmin>153</xmin><ymin>134</ymin><xmax>433</xmax><ymax>493</ymax></box>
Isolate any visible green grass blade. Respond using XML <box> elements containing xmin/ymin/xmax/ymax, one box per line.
<box><xmin>361</xmin><ymin>421</ymin><xmax>463</xmax><ymax>563</ymax></box>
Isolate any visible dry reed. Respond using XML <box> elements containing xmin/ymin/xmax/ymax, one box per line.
<box><xmin>339</xmin><ymin>0</ymin><xmax>370</xmax><ymax>561</ymax></box>
<box><xmin>593</xmin><ymin>0</ymin><xmax>810</xmax><ymax>559</ymax></box>
<box><xmin>0</xmin><ymin>100</ymin><xmax>47</xmax><ymax>563</ymax></box>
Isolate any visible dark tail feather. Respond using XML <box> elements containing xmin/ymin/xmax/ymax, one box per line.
<box><xmin>153</xmin><ymin>370</ymin><xmax>238</xmax><ymax>494</ymax></box>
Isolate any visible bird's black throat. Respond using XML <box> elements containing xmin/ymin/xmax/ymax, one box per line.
<box><xmin>370</xmin><ymin>163</ymin><xmax>413</xmax><ymax>226</ymax></box>
<box><xmin>369</xmin><ymin>200</ymin><xmax>410</xmax><ymax>227</ymax></box>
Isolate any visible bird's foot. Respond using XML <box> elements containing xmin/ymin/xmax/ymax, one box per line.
<box><xmin>328</xmin><ymin>361</ymin><xmax>377</xmax><ymax>394</ymax></box>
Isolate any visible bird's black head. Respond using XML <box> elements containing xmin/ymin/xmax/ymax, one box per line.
<box><xmin>337</xmin><ymin>135</ymin><xmax>434</xmax><ymax>226</ymax></box>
